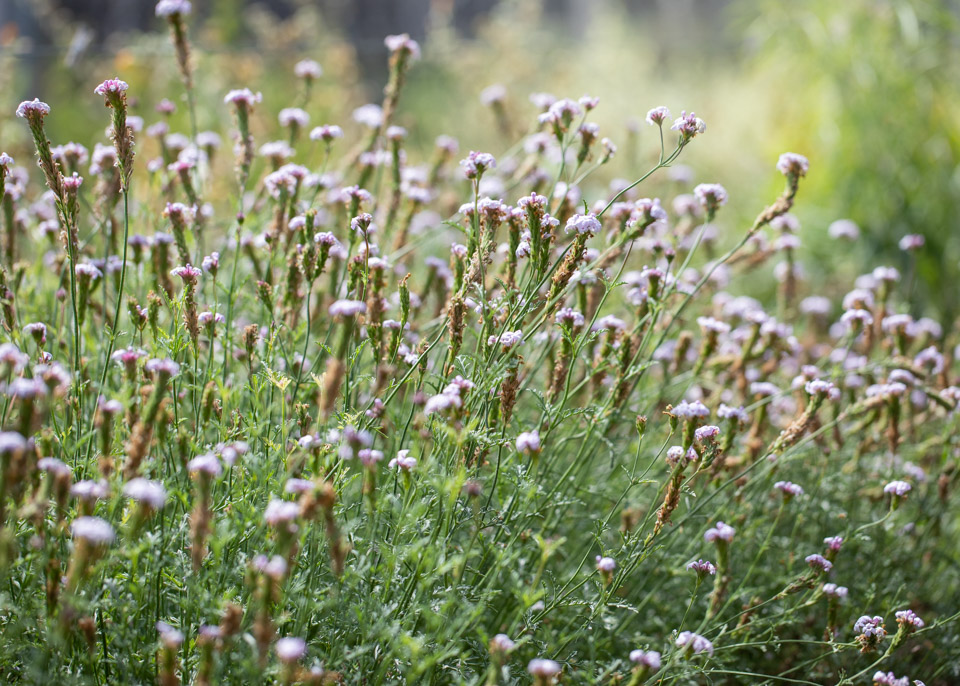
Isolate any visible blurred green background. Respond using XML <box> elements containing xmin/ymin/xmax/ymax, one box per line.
<box><xmin>1</xmin><ymin>0</ymin><xmax>958</xmax><ymax>322</ymax></box>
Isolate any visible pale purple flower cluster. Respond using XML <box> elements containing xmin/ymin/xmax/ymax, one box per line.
<box><xmin>824</xmin><ymin>536</ymin><xmax>844</xmax><ymax>552</ymax></box>
<box><xmin>823</xmin><ymin>583</ymin><xmax>848</xmax><ymax>599</ymax></box>
<box><xmin>71</xmin><ymin>516</ymin><xmax>116</xmax><ymax>544</ymax></box>
<box><xmin>94</xmin><ymin>78</ymin><xmax>129</xmax><ymax>97</ymax></box>
<box><xmin>16</xmin><ymin>99</ymin><xmax>51</xmax><ymax>119</ymax></box>
<box><xmin>555</xmin><ymin>308</ymin><xmax>585</xmax><ymax>328</ymax></box>
<box><xmin>329</xmin><ymin>299</ymin><xmax>366</xmax><ymax>318</ymax></box>
<box><xmin>693</xmin><ymin>183</ymin><xmax>728</xmax><ymax>210</ymax></box>
<box><xmin>595</xmin><ymin>556</ymin><xmax>616</xmax><ymax>573</ymax></box>
<box><xmin>155</xmin><ymin>0</ymin><xmax>192</xmax><ymax>17</ymax></box>
<box><xmin>645</xmin><ymin>106</ymin><xmax>671</xmax><ymax>126</ymax></box>
<box><xmin>629</xmin><ymin>649</ymin><xmax>661</xmax><ymax>669</ymax></box>
<box><xmin>895</xmin><ymin>609</ymin><xmax>924</xmax><ymax>630</ymax></box>
<box><xmin>488</xmin><ymin>329</ymin><xmax>524</xmax><ymax>350</ymax></box>
<box><xmin>775</xmin><ymin>481</ymin><xmax>804</xmax><ymax>498</ymax></box>
<box><xmin>424</xmin><ymin>376</ymin><xmax>475</xmax><ymax>417</ymax></box>
<box><xmin>675</xmin><ymin>631</ymin><xmax>713</xmax><ymax>656</ymax></box>
<box><xmin>516</xmin><ymin>430</ymin><xmax>541</xmax><ymax>455</ymax></box>
<box><xmin>687</xmin><ymin>559</ymin><xmax>716</xmax><ymax>577</ymax></box>
<box><xmin>854</xmin><ymin>615</ymin><xmax>886</xmax><ymax>639</ymax></box>
<box><xmin>883</xmin><ymin>480</ymin><xmax>912</xmax><ymax>497</ymax></box>
<box><xmin>672</xmin><ymin>400</ymin><xmax>710</xmax><ymax>419</ymax></box>
<box><xmin>527</xmin><ymin>658</ymin><xmax>562</xmax><ymax>677</ymax></box>
<box><xmin>460</xmin><ymin>151</ymin><xmax>496</xmax><ymax>180</ymax></box>
<box><xmin>694</xmin><ymin>425</ymin><xmax>721</xmax><ymax>443</ymax></box>
<box><xmin>275</xmin><ymin>636</ymin><xmax>307</xmax><ymax>663</ymax></box>
<box><xmin>805</xmin><ymin>553</ymin><xmax>832</xmax><ymax>573</ymax></box>
<box><xmin>188</xmin><ymin>453</ymin><xmax>222</xmax><ymax>477</ymax></box>
<box><xmin>490</xmin><ymin>634</ymin><xmax>515</xmax><ymax>653</ymax></box>
<box><xmin>872</xmin><ymin>672</ymin><xmax>910</xmax><ymax>686</ymax></box>
<box><xmin>564</xmin><ymin>213</ymin><xmax>601</xmax><ymax>236</ymax></box>
<box><xmin>670</xmin><ymin>111</ymin><xmax>706</xmax><ymax>140</ymax></box>
<box><xmin>776</xmin><ymin>152</ymin><xmax>809</xmax><ymax>177</ymax></box>
<box><xmin>294</xmin><ymin>59</ymin><xmax>322</xmax><ymax>80</ymax></box>
<box><xmin>123</xmin><ymin>478</ymin><xmax>167</xmax><ymax>510</ymax></box>
<box><xmin>384</xmin><ymin>33</ymin><xmax>421</xmax><ymax>60</ymax></box>
<box><xmin>704</xmin><ymin>521</ymin><xmax>735</xmax><ymax>543</ymax></box>
<box><xmin>388</xmin><ymin>449</ymin><xmax>417</xmax><ymax>471</ymax></box>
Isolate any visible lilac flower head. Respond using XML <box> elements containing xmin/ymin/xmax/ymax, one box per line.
<box><xmin>384</xmin><ymin>33</ymin><xmax>421</xmax><ymax>60</ymax></box>
<box><xmin>329</xmin><ymin>299</ymin><xmax>366</xmax><ymax>319</ymax></box>
<box><xmin>187</xmin><ymin>453</ymin><xmax>222</xmax><ymax>478</ymax></box>
<box><xmin>294</xmin><ymin>59</ymin><xmax>322</xmax><ymax>80</ymax></box>
<box><xmin>805</xmin><ymin>553</ymin><xmax>833</xmax><ymax>573</ymax></box>
<box><xmin>516</xmin><ymin>430</ymin><xmax>542</xmax><ymax>455</ymax></box>
<box><xmin>629</xmin><ymin>649</ymin><xmax>661</xmax><ymax>669</ymax></box>
<box><xmin>829</xmin><ymin>219</ymin><xmax>860</xmax><ymax>240</ymax></box>
<box><xmin>480</xmin><ymin>84</ymin><xmax>507</xmax><ymax>106</ymax></box>
<box><xmin>872</xmin><ymin>672</ymin><xmax>910</xmax><ymax>686</ymax></box>
<box><xmin>695</xmin><ymin>425</ymin><xmax>721</xmax><ymax>443</ymax></box>
<box><xmin>145</xmin><ymin>357</ymin><xmax>180</xmax><ymax>378</ymax></box>
<box><xmin>389</xmin><ymin>449</ymin><xmax>417</xmax><ymax>471</ymax></box>
<box><xmin>824</xmin><ymin>536</ymin><xmax>844</xmax><ymax>552</ymax></box>
<box><xmin>898</xmin><ymin>234</ymin><xmax>925</xmax><ymax>251</ymax></box>
<box><xmin>171</xmin><ymin>264</ymin><xmax>202</xmax><ymax>284</ymax></box>
<box><xmin>670</xmin><ymin>111</ymin><xmax>706</xmax><ymax>141</ymax></box>
<box><xmin>823</xmin><ymin>583</ymin><xmax>848</xmax><ymax>599</ymax></box>
<box><xmin>16</xmin><ymin>99</ymin><xmax>51</xmax><ymax>119</ymax></box>
<box><xmin>352</xmin><ymin>104</ymin><xmax>383</xmax><ymax>128</ymax></box>
<box><xmin>672</xmin><ymin>400</ymin><xmax>710</xmax><ymax>420</ymax></box>
<box><xmin>595</xmin><ymin>555</ymin><xmax>616</xmax><ymax>573</ymax></box>
<box><xmin>123</xmin><ymin>478</ymin><xmax>167</xmax><ymax>510</ymax></box>
<box><xmin>555</xmin><ymin>308</ymin><xmax>585</xmax><ymax>328</ymax></box>
<box><xmin>854</xmin><ymin>615</ymin><xmax>887</xmax><ymax>641</ymax></box>
<box><xmin>564</xmin><ymin>213</ymin><xmax>601</xmax><ymax>236</ymax></box>
<box><xmin>71</xmin><ymin>516</ymin><xmax>116</xmax><ymax>545</ymax></box>
<box><xmin>37</xmin><ymin>457</ymin><xmax>70</xmax><ymax>478</ymax></box>
<box><xmin>201</xmin><ymin>251</ymin><xmax>220</xmax><ymax>275</ymax></box>
<box><xmin>776</xmin><ymin>152</ymin><xmax>810</xmax><ymax>178</ymax></box>
<box><xmin>223</xmin><ymin>88</ymin><xmax>262</xmax><ymax>108</ymax></box>
<box><xmin>687</xmin><ymin>559</ymin><xmax>717</xmax><ymax>577</ymax></box>
<box><xmin>71</xmin><ymin>480</ymin><xmax>109</xmax><ymax>503</ymax></box>
<box><xmin>310</xmin><ymin>124</ymin><xmax>344</xmax><ymax>143</ymax></box>
<box><xmin>884</xmin><ymin>480</ymin><xmax>912</xmax><ymax>497</ymax></box>
<box><xmin>339</xmin><ymin>426</ymin><xmax>373</xmax><ymax>459</ymax></box>
<box><xmin>645</xmin><ymin>106</ymin><xmax>671</xmax><ymax>126</ymax></box>
<box><xmin>775</xmin><ymin>481</ymin><xmax>804</xmax><ymax>498</ymax></box>
<box><xmin>693</xmin><ymin>183</ymin><xmax>728</xmax><ymax>210</ymax></box>
<box><xmin>490</xmin><ymin>634</ymin><xmax>515</xmax><ymax>654</ymax></box>
<box><xmin>155</xmin><ymin>0</ymin><xmax>192</xmax><ymax>17</ymax></box>
<box><xmin>279</xmin><ymin>107</ymin><xmax>309</xmax><ymax>128</ymax></box>
<box><xmin>460</xmin><ymin>151</ymin><xmax>496</xmax><ymax>180</ymax></box>
<box><xmin>488</xmin><ymin>329</ymin><xmax>523</xmax><ymax>350</ymax></box>
<box><xmin>704</xmin><ymin>521</ymin><xmax>735</xmax><ymax>543</ymax></box>
<box><xmin>527</xmin><ymin>658</ymin><xmax>562</xmax><ymax>678</ymax></box>
<box><xmin>157</xmin><ymin>621</ymin><xmax>185</xmax><ymax>648</ymax></box>
<box><xmin>358</xmin><ymin>449</ymin><xmax>384</xmax><ymax>468</ymax></box>
<box><xmin>264</xmin><ymin>499</ymin><xmax>301</xmax><ymax>527</ymax></box>
<box><xmin>0</xmin><ymin>152</ymin><xmax>13</xmax><ymax>170</ymax></box>
<box><xmin>895</xmin><ymin>609</ymin><xmax>924</xmax><ymax>631</ymax></box>
<box><xmin>675</xmin><ymin>631</ymin><xmax>713</xmax><ymax>656</ymax></box>
<box><xmin>275</xmin><ymin>636</ymin><xmax>307</xmax><ymax>663</ymax></box>
<box><xmin>94</xmin><ymin>78</ymin><xmax>129</xmax><ymax>97</ymax></box>
<box><xmin>718</xmin><ymin>404</ymin><xmax>749</xmax><ymax>424</ymax></box>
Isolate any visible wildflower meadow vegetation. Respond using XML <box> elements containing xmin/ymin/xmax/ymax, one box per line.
<box><xmin>1</xmin><ymin>1</ymin><xmax>959</xmax><ymax>684</ymax></box>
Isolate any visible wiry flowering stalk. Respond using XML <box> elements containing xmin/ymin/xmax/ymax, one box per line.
<box><xmin>704</xmin><ymin>521</ymin><xmax>735</xmax><ymax>617</ymax></box>
<box><xmin>187</xmin><ymin>453</ymin><xmax>221</xmax><ymax>570</ymax></box>
<box><xmin>123</xmin><ymin>358</ymin><xmax>178</xmax><ymax>479</ymax></box>
<box><xmin>377</xmin><ymin>35</ymin><xmax>420</xmax><ymax>147</ymax></box>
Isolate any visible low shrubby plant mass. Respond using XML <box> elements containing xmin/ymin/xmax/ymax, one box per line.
<box><xmin>1</xmin><ymin>1</ymin><xmax>959</xmax><ymax>684</ymax></box>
